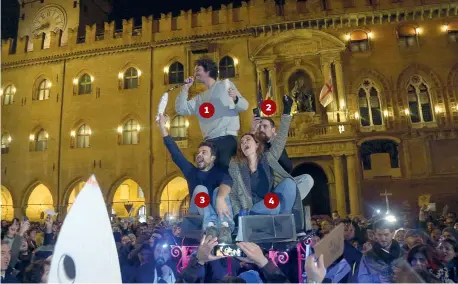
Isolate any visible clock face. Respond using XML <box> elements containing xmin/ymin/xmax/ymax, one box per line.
<box><xmin>31</xmin><ymin>5</ymin><xmax>67</xmax><ymax>35</ymax></box>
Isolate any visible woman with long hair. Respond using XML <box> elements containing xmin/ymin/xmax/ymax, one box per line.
<box><xmin>433</xmin><ymin>239</ymin><xmax>458</xmax><ymax>282</ymax></box>
<box><xmin>223</xmin><ymin>96</ymin><xmax>300</xmax><ymax>221</ymax></box>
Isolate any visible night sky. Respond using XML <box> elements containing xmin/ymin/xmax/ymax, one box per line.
<box><xmin>1</xmin><ymin>0</ymin><xmax>246</xmax><ymax>39</ymax></box>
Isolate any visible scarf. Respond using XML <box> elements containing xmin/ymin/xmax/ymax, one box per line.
<box><xmin>372</xmin><ymin>239</ymin><xmax>402</xmax><ymax>264</ymax></box>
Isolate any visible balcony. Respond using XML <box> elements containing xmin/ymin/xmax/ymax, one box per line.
<box><xmin>288</xmin><ymin>122</ymin><xmax>356</xmax><ymax>141</ymax></box>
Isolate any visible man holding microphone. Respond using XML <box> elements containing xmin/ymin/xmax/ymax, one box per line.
<box><xmin>175</xmin><ymin>58</ymin><xmax>249</xmax><ymax>169</ymax></box>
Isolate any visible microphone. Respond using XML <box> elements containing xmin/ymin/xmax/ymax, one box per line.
<box><xmin>166</xmin><ymin>77</ymin><xmax>194</xmax><ymax>92</ymax></box>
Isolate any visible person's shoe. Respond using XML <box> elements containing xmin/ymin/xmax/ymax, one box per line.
<box><xmin>205</xmin><ymin>225</ymin><xmax>218</xmax><ymax>238</ymax></box>
<box><xmin>218</xmin><ymin>226</ymin><xmax>233</xmax><ymax>244</ymax></box>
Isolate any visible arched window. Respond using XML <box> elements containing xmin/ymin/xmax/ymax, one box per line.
<box><xmin>407</xmin><ymin>75</ymin><xmax>433</xmax><ymax>124</ymax></box>
<box><xmin>36</xmin><ymin>79</ymin><xmax>51</xmax><ymax>100</ymax></box>
<box><xmin>358</xmin><ymin>80</ymin><xmax>382</xmax><ymax>127</ymax></box>
<box><xmin>1</xmin><ymin>132</ymin><xmax>11</xmax><ymax>154</ymax></box>
<box><xmin>123</xmin><ymin>67</ymin><xmax>139</xmax><ymax>89</ymax></box>
<box><xmin>171</xmin><ymin>116</ymin><xmax>188</xmax><ymax>141</ymax></box>
<box><xmin>398</xmin><ymin>24</ymin><xmax>418</xmax><ymax>48</ymax></box>
<box><xmin>35</xmin><ymin>129</ymin><xmax>48</xmax><ymax>152</ymax></box>
<box><xmin>168</xmin><ymin>62</ymin><xmax>184</xmax><ymax>84</ymax></box>
<box><xmin>219</xmin><ymin>56</ymin><xmax>236</xmax><ymax>79</ymax></box>
<box><xmin>78</xmin><ymin>74</ymin><xmax>92</xmax><ymax>95</ymax></box>
<box><xmin>77</xmin><ymin>124</ymin><xmax>91</xmax><ymax>148</ymax></box>
<box><xmin>122</xmin><ymin>119</ymin><xmax>139</xmax><ymax>145</ymax></box>
<box><xmin>2</xmin><ymin>85</ymin><xmax>15</xmax><ymax>105</ymax></box>
<box><xmin>349</xmin><ymin>30</ymin><xmax>370</xmax><ymax>52</ymax></box>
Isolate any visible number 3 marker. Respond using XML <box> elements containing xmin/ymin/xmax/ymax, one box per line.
<box><xmin>195</xmin><ymin>192</ymin><xmax>210</xmax><ymax>208</ymax></box>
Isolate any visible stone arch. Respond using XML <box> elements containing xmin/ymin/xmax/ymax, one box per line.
<box><xmin>119</xmin><ymin>62</ymin><xmax>142</xmax><ymax>76</ymax></box>
<box><xmin>356</xmin><ymin>136</ymin><xmax>401</xmax><ymax>146</ymax></box>
<box><xmin>108</xmin><ymin>177</ymin><xmax>146</xmax><ymax>218</ymax></box>
<box><xmin>22</xmin><ymin>182</ymin><xmax>54</xmax><ymax>221</ymax></box>
<box><xmin>348</xmin><ymin>68</ymin><xmax>391</xmax><ymax>96</ymax></box>
<box><xmin>63</xmin><ymin>177</ymin><xmax>87</xmax><ymax>212</ymax></box>
<box><xmin>159</xmin><ymin>176</ymin><xmax>189</xmax><ymax>218</ymax></box>
<box><xmin>72</xmin><ymin>69</ymin><xmax>95</xmax><ymax>81</ymax></box>
<box><xmin>1</xmin><ymin>185</ymin><xmax>14</xmax><ymax>221</ymax></box>
<box><xmin>154</xmin><ymin>171</ymin><xmax>183</xmax><ymax>201</ymax></box>
<box><xmin>251</xmin><ymin>29</ymin><xmax>346</xmax><ymax>58</ymax></box>
<box><xmin>106</xmin><ymin>175</ymin><xmax>145</xmax><ymax>204</ymax></box>
<box><xmin>292</xmin><ymin>162</ymin><xmax>332</xmax><ymax>215</ymax></box>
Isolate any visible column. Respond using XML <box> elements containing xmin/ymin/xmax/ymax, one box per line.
<box><xmin>346</xmin><ymin>154</ymin><xmax>361</xmax><ymax>216</ymax></box>
<box><xmin>333</xmin><ymin>155</ymin><xmax>347</xmax><ymax>216</ymax></box>
<box><xmin>150</xmin><ymin>202</ymin><xmax>161</xmax><ymax>217</ymax></box>
<box><xmin>334</xmin><ymin>60</ymin><xmax>348</xmax><ymax>122</ymax></box>
<box><xmin>14</xmin><ymin>206</ymin><xmax>24</xmax><ymax>219</ymax></box>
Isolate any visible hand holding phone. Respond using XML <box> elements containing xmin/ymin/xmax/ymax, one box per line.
<box><xmin>252</xmin><ymin>108</ymin><xmax>261</xmax><ymax>117</ymax></box>
<box><xmin>213</xmin><ymin>244</ymin><xmax>245</xmax><ymax>257</ymax></box>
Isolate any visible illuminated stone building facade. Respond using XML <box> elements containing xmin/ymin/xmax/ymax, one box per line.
<box><xmin>1</xmin><ymin>0</ymin><xmax>458</xmax><ymax>221</ymax></box>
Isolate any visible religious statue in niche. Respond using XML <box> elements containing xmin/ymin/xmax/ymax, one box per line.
<box><xmin>288</xmin><ymin>70</ymin><xmax>315</xmax><ymax>113</ymax></box>
<box><xmin>360</xmin><ymin>139</ymin><xmax>400</xmax><ymax>170</ymax></box>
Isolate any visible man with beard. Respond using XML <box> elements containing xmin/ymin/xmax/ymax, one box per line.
<box><xmin>1</xmin><ymin>241</ymin><xmax>19</xmax><ymax>282</ymax></box>
<box><xmin>250</xmin><ymin>116</ymin><xmax>314</xmax><ymax>200</ymax></box>
<box><xmin>158</xmin><ymin>114</ymin><xmax>234</xmax><ymax>244</ymax></box>
<box><xmin>357</xmin><ymin>219</ymin><xmax>404</xmax><ymax>283</ymax></box>
<box><xmin>175</xmin><ymin>58</ymin><xmax>249</xmax><ymax>169</ymax></box>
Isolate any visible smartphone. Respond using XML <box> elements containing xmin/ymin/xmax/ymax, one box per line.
<box><xmin>23</xmin><ymin>216</ymin><xmax>29</xmax><ymax>221</ymax></box>
<box><xmin>213</xmin><ymin>244</ymin><xmax>246</xmax><ymax>257</ymax></box>
<box><xmin>252</xmin><ymin>108</ymin><xmax>261</xmax><ymax>117</ymax></box>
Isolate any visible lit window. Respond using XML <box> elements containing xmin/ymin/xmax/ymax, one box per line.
<box><xmin>219</xmin><ymin>56</ymin><xmax>236</xmax><ymax>79</ymax></box>
<box><xmin>35</xmin><ymin>129</ymin><xmax>48</xmax><ymax>152</ymax></box>
<box><xmin>168</xmin><ymin>62</ymin><xmax>184</xmax><ymax>84</ymax></box>
<box><xmin>2</xmin><ymin>85</ymin><xmax>15</xmax><ymax>105</ymax></box>
<box><xmin>407</xmin><ymin>75</ymin><xmax>433</xmax><ymax>124</ymax></box>
<box><xmin>358</xmin><ymin>80</ymin><xmax>383</xmax><ymax>127</ymax></box>
<box><xmin>171</xmin><ymin>116</ymin><xmax>187</xmax><ymax>141</ymax></box>
<box><xmin>397</xmin><ymin>24</ymin><xmax>418</xmax><ymax>48</ymax></box>
<box><xmin>78</xmin><ymin>74</ymin><xmax>92</xmax><ymax>95</ymax></box>
<box><xmin>123</xmin><ymin>67</ymin><xmax>139</xmax><ymax>89</ymax></box>
<box><xmin>447</xmin><ymin>21</ymin><xmax>458</xmax><ymax>43</ymax></box>
<box><xmin>36</xmin><ymin>79</ymin><xmax>51</xmax><ymax>100</ymax></box>
<box><xmin>349</xmin><ymin>30</ymin><xmax>370</xmax><ymax>52</ymax></box>
<box><xmin>122</xmin><ymin>119</ymin><xmax>139</xmax><ymax>145</ymax></box>
<box><xmin>1</xmin><ymin>132</ymin><xmax>11</xmax><ymax>154</ymax></box>
<box><xmin>77</xmin><ymin>124</ymin><xmax>91</xmax><ymax>148</ymax></box>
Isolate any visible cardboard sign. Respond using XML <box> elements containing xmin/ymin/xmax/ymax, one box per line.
<box><xmin>313</xmin><ymin>223</ymin><xmax>344</xmax><ymax>268</ymax></box>
<box><xmin>428</xmin><ymin>203</ymin><xmax>436</xmax><ymax>211</ymax></box>
<box><xmin>418</xmin><ymin>194</ymin><xmax>431</xmax><ymax>207</ymax></box>
<box><xmin>48</xmin><ymin>175</ymin><xmax>122</xmax><ymax>283</ymax></box>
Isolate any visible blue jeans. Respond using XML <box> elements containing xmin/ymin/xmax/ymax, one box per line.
<box><xmin>188</xmin><ymin>185</ymin><xmax>235</xmax><ymax>231</ymax></box>
<box><xmin>250</xmin><ymin>178</ymin><xmax>297</xmax><ymax>215</ymax></box>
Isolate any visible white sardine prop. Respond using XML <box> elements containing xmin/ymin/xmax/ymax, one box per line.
<box><xmin>48</xmin><ymin>174</ymin><xmax>121</xmax><ymax>283</ymax></box>
<box><xmin>156</xmin><ymin>92</ymin><xmax>169</xmax><ymax>121</ymax></box>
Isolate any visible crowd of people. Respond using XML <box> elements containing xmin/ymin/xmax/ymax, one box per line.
<box><xmin>1</xmin><ymin>57</ymin><xmax>457</xmax><ymax>283</ymax></box>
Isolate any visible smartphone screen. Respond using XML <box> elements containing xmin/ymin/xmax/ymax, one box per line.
<box><xmin>213</xmin><ymin>244</ymin><xmax>245</xmax><ymax>257</ymax></box>
<box><xmin>252</xmin><ymin>108</ymin><xmax>260</xmax><ymax>117</ymax></box>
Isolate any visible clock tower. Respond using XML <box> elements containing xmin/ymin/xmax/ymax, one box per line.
<box><xmin>17</xmin><ymin>0</ymin><xmax>112</xmax><ymax>49</ymax></box>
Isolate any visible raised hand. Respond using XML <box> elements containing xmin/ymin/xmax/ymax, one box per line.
<box><xmin>236</xmin><ymin>242</ymin><xmax>268</xmax><ymax>268</ymax></box>
<box><xmin>282</xmin><ymin>95</ymin><xmax>293</xmax><ymax>115</ymax></box>
<box><xmin>183</xmin><ymin>77</ymin><xmax>194</xmax><ymax>92</ymax></box>
<box><xmin>250</xmin><ymin>115</ymin><xmax>262</xmax><ymax>134</ymax></box>
<box><xmin>305</xmin><ymin>254</ymin><xmax>326</xmax><ymax>283</ymax></box>
<box><xmin>196</xmin><ymin>235</ymin><xmax>222</xmax><ymax>265</ymax></box>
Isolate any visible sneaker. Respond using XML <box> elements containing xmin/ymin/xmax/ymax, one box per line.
<box><xmin>205</xmin><ymin>226</ymin><xmax>218</xmax><ymax>238</ymax></box>
<box><xmin>218</xmin><ymin>226</ymin><xmax>233</xmax><ymax>244</ymax></box>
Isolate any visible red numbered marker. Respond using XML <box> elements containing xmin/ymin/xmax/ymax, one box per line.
<box><xmin>264</xmin><ymin>193</ymin><xmax>280</xmax><ymax>209</ymax></box>
<box><xmin>195</xmin><ymin>192</ymin><xmax>210</xmax><ymax>208</ymax></box>
<box><xmin>261</xmin><ymin>99</ymin><xmax>277</xmax><ymax>116</ymax></box>
<box><xmin>199</xmin><ymin>103</ymin><xmax>215</xmax><ymax>119</ymax></box>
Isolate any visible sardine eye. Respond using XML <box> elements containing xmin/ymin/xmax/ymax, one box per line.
<box><xmin>58</xmin><ymin>254</ymin><xmax>76</xmax><ymax>283</ymax></box>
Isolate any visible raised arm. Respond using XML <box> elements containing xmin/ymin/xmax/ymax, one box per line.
<box><xmin>229</xmin><ymin>81</ymin><xmax>249</xmax><ymax>112</ymax></box>
<box><xmin>157</xmin><ymin>114</ymin><xmax>195</xmax><ymax>175</ymax></box>
<box><xmin>175</xmin><ymin>77</ymin><xmax>200</xmax><ymax>115</ymax></box>
<box><xmin>269</xmin><ymin>96</ymin><xmax>293</xmax><ymax>160</ymax></box>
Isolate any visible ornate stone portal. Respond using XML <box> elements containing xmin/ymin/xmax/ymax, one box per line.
<box><xmin>251</xmin><ymin>29</ymin><xmax>347</xmax><ymax>120</ymax></box>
